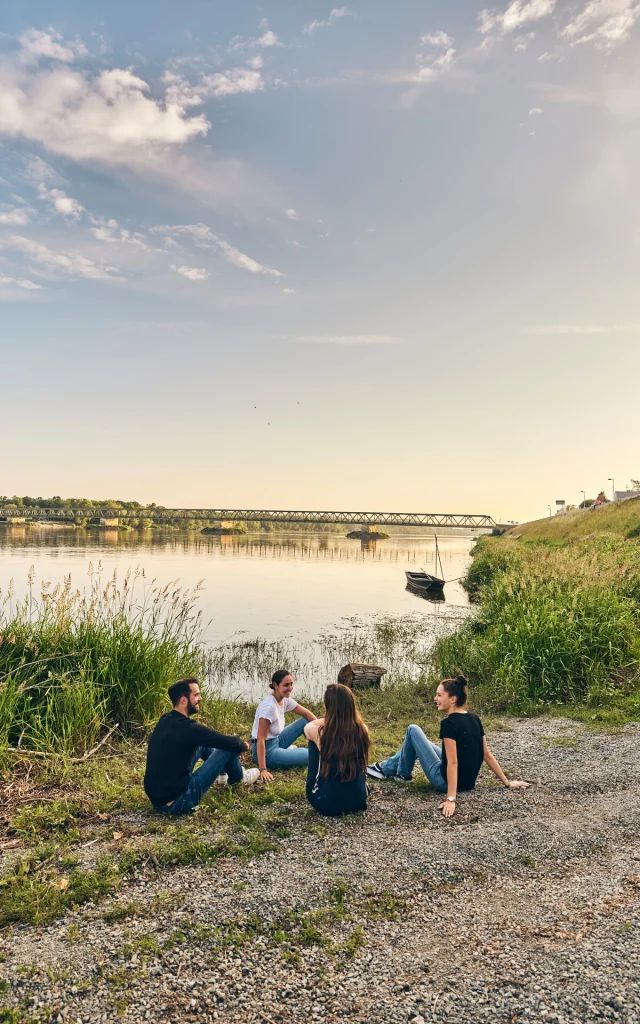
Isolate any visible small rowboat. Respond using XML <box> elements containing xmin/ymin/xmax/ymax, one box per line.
<box><xmin>405</xmin><ymin>570</ymin><xmax>445</xmax><ymax>593</ymax></box>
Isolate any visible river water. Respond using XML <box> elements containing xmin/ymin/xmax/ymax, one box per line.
<box><xmin>0</xmin><ymin>526</ymin><xmax>476</xmax><ymax>699</ymax></box>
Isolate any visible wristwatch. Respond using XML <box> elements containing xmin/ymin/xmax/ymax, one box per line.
<box><xmin>447</xmin><ymin>796</ymin><xmax>456</xmax><ymax>803</ymax></box>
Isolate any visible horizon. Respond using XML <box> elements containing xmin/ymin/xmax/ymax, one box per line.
<box><xmin>2</xmin><ymin>1</ymin><xmax>639</xmax><ymax>523</ymax></box>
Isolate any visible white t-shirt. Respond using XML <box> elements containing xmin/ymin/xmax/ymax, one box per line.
<box><xmin>251</xmin><ymin>695</ymin><xmax>298</xmax><ymax>740</ymax></box>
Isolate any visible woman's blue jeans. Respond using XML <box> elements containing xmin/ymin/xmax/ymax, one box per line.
<box><xmin>381</xmin><ymin>724</ymin><xmax>447</xmax><ymax>792</ymax></box>
<box><xmin>251</xmin><ymin>717</ymin><xmax>308</xmax><ymax>769</ymax></box>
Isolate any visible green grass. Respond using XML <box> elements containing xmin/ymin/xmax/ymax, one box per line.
<box><xmin>433</xmin><ymin>529</ymin><xmax>640</xmax><ymax>714</ymax></box>
<box><xmin>0</xmin><ymin>569</ymin><xmax>205</xmax><ymax>755</ymax></box>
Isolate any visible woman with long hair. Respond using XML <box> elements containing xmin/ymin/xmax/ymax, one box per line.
<box><xmin>366</xmin><ymin>675</ymin><xmax>530</xmax><ymax>817</ymax></box>
<box><xmin>251</xmin><ymin>669</ymin><xmax>317</xmax><ymax>782</ymax></box>
<box><xmin>304</xmin><ymin>683</ymin><xmax>370</xmax><ymax>817</ymax></box>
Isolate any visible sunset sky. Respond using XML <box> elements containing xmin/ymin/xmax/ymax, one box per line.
<box><xmin>1</xmin><ymin>1</ymin><xmax>639</xmax><ymax>523</ymax></box>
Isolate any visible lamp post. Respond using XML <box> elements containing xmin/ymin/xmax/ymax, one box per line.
<box><xmin>548</xmin><ymin>504</ymin><xmax>552</xmax><ymax>518</ymax></box>
<box><xmin>581</xmin><ymin>490</ymin><xmax>586</xmax><ymax>508</ymax></box>
<box><xmin>608</xmin><ymin>477</ymin><xmax>615</xmax><ymax>501</ymax></box>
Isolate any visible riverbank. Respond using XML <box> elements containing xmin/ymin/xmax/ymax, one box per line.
<box><xmin>1</xmin><ymin>714</ymin><xmax>639</xmax><ymax>1023</ymax></box>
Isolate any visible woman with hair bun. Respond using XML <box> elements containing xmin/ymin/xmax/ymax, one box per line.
<box><xmin>366</xmin><ymin>675</ymin><xmax>530</xmax><ymax>816</ymax></box>
<box><xmin>251</xmin><ymin>670</ymin><xmax>317</xmax><ymax>782</ymax></box>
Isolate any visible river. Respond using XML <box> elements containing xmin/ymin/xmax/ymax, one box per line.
<box><xmin>0</xmin><ymin>526</ymin><xmax>476</xmax><ymax>699</ymax></box>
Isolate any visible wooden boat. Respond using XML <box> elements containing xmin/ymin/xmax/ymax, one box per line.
<box><xmin>405</xmin><ymin>571</ymin><xmax>445</xmax><ymax>592</ymax></box>
<box><xmin>404</xmin><ymin>535</ymin><xmax>445</xmax><ymax>593</ymax></box>
<box><xmin>405</xmin><ymin>582</ymin><xmax>445</xmax><ymax>602</ymax></box>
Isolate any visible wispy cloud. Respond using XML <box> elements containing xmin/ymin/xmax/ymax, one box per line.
<box><xmin>285</xmin><ymin>208</ymin><xmax>299</xmax><ymax>220</ymax></box>
<box><xmin>171</xmin><ymin>264</ymin><xmax>209</xmax><ymax>281</ymax></box>
<box><xmin>295</xmin><ymin>335</ymin><xmax>400</xmax><ymax>344</ymax></box>
<box><xmin>0</xmin><ymin>274</ymin><xmax>42</xmax><ymax>289</ymax></box>
<box><xmin>18</xmin><ymin>28</ymin><xmax>87</xmax><ymax>64</ymax></box>
<box><xmin>526</xmin><ymin>323</ymin><xmax>640</xmax><ymax>334</ymax></box>
<box><xmin>3</xmin><ymin>235</ymin><xmax>120</xmax><ymax>280</ymax></box>
<box><xmin>562</xmin><ymin>0</ymin><xmax>640</xmax><ymax>53</ymax></box>
<box><xmin>0</xmin><ymin>205</ymin><xmax>31</xmax><ymax>225</ymax></box>
<box><xmin>478</xmin><ymin>1</ymin><xmax>556</xmax><ymax>38</ymax></box>
<box><xmin>153</xmin><ymin>223</ymin><xmax>283</xmax><ymax>276</ymax></box>
<box><xmin>304</xmin><ymin>8</ymin><xmax>351</xmax><ymax>35</ymax></box>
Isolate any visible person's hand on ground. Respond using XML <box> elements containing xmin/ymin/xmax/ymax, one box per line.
<box><xmin>439</xmin><ymin>799</ymin><xmax>456</xmax><ymax>818</ymax></box>
<box><xmin>507</xmin><ymin>780</ymin><xmax>531</xmax><ymax>788</ymax></box>
<box><xmin>259</xmin><ymin>769</ymin><xmax>274</xmax><ymax>783</ymax></box>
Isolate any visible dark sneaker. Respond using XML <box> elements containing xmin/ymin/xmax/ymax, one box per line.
<box><xmin>393</xmin><ymin>773</ymin><xmax>413</xmax><ymax>782</ymax></box>
<box><xmin>366</xmin><ymin>762</ymin><xmax>386</xmax><ymax>780</ymax></box>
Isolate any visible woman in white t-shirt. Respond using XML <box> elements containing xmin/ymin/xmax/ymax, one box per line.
<box><xmin>251</xmin><ymin>670</ymin><xmax>317</xmax><ymax>782</ymax></box>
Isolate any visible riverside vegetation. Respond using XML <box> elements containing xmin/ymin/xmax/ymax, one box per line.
<box><xmin>0</xmin><ymin>499</ymin><xmax>639</xmax><ymax>941</ymax></box>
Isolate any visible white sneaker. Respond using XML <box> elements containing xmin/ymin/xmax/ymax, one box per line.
<box><xmin>213</xmin><ymin>773</ymin><xmax>229</xmax><ymax>788</ymax></box>
<box><xmin>242</xmin><ymin>768</ymin><xmax>260</xmax><ymax>786</ymax></box>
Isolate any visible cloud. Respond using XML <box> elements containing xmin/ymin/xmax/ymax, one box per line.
<box><xmin>171</xmin><ymin>264</ymin><xmax>209</xmax><ymax>281</ymax></box>
<box><xmin>304</xmin><ymin>8</ymin><xmax>351</xmax><ymax>34</ymax></box>
<box><xmin>246</xmin><ymin>55</ymin><xmax>264</xmax><ymax>70</ymax></box>
<box><xmin>526</xmin><ymin>323</ymin><xmax>640</xmax><ymax>334</ymax></box>
<box><xmin>295</xmin><ymin>335</ymin><xmax>400</xmax><ymax>344</ymax></box>
<box><xmin>90</xmin><ymin>217</ymin><xmax>153</xmax><ymax>251</ymax></box>
<box><xmin>285</xmin><ymin>208</ymin><xmax>299</xmax><ymax>220</ymax></box>
<box><xmin>227</xmin><ymin>28</ymin><xmax>280</xmax><ymax>53</ymax></box>
<box><xmin>420</xmin><ymin>31</ymin><xmax>454</xmax><ymax>47</ymax></box>
<box><xmin>38</xmin><ymin>184</ymin><xmax>84</xmax><ymax>219</ymax></box>
<box><xmin>153</xmin><ymin>223</ymin><xmax>284</xmax><ymax>276</ymax></box>
<box><xmin>0</xmin><ymin>205</ymin><xmax>31</xmax><ymax>225</ymax></box>
<box><xmin>201</xmin><ymin>67</ymin><xmax>263</xmax><ymax>97</ymax></box>
<box><xmin>529</xmin><ymin>106</ymin><xmax>543</xmax><ymax>114</ymax></box>
<box><xmin>258</xmin><ymin>31</ymin><xmax>279</xmax><ymax>47</ymax></box>
<box><xmin>0</xmin><ymin>57</ymin><xmax>209</xmax><ymax>168</ymax></box>
<box><xmin>283</xmin><ymin>287</ymin><xmax>295</xmax><ymax>294</ymax></box>
<box><xmin>19</xmin><ymin>28</ymin><xmax>87</xmax><ymax>64</ymax></box>
<box><xmin>4</xmin><ymin>235</ymin><xmax>120</xmax><ymax>280</ymax></box>
<box><xmin>0</xmin><ymin>274</ymin><xmax>41</xmax><ymax>289</ymax></box>
<box><xmin>18</xmin><ymin>154</ymin><xmax>62</xmax><ymax>185</ymax></box>
<box><xmin>562</xmin><ymin>0</ymin><xmax>640</xmax><ymax>52</ymax></box>
<box><xmin>478</xmin><ymin>1</ymin><xmax>556</xmax><ymax>37</ymax></box>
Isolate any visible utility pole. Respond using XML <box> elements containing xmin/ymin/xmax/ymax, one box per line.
<box><xmin>608</xmin><ymin>477</ymin><xmax>615</xmax><ymax>501</ymax></box>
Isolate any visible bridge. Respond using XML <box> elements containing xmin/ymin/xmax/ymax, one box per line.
<box><xmin>0</xmin><ymin>507</ymin><xmax>496</xmax><ymax>529</ymax></box>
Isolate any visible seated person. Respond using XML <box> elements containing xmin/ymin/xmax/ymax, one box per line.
<box><xmin>144</xmin><ymin>676</ymin><xmax>259</xmax><ymax>814</ymax></box>
<box><xmin>304</xmin><ymin>683</ymin><xmax>369</xmax><ymax>817</ymax></box>
<box><xmin>252</xmin><ymin>670</ymin><xmax>317</xmax><ymax>782</ymax></box>
<box><xmin>366</xmin><ymin>675</ymin><xmax>529</xmax><ymax>816</ymax></box>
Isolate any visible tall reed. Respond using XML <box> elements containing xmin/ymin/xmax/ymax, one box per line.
<box><xmin>0</xmin><ymin>565</ymin><xmax>205</xmax><ymax>754</ymax></box>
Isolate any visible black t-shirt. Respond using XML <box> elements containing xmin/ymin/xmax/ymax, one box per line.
<box><xmin>144</xmin><ymin>710</ymin><xmax>247</xmax><ymax>807</ymax></box>
<box><xmin>439</xmin><ymin>712</ymin><xmax>485</xmax><ymax>792</ymax></box>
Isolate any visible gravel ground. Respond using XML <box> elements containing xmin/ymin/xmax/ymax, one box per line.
<box><xmin>1</xmin><ymin>717</ymin><xmax>640</xmax><ymax>1024</ymax></box>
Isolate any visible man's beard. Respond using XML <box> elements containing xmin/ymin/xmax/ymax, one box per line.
<box><xmin>187</xmin><ymin>699</ymin><xmax>198</xmax><ymax>716</ymax></box>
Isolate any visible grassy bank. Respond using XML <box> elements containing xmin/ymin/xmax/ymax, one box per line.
<box><xmin>433</xmin><ymin>500</ymin><xmax>640</xmax><ymax>717</ymax></box>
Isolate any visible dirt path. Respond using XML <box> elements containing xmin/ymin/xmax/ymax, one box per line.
<box><xmin>1</xmin><ymin>718</ymin><xmax>639</xmax><ymax>1024</ymax></box>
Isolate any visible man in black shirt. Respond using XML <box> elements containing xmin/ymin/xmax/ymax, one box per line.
<box><xmin>144</xmin><ymin>677</ymin><xmax>258</xmax><ymax>814</ymax></box>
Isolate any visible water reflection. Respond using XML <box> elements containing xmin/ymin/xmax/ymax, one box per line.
<box><xmin>0</xmin><ymin>527</ymin><xmax>475</xmax><ymax>698</ymax></box>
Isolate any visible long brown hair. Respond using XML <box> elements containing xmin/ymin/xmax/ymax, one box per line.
<box><xmin>318</xmin><ymin>683</ymin><xmax>370</xmax><ymax>782</ymax></box>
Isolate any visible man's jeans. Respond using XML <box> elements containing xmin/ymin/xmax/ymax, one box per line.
<box><xmin>381</xmin><ymin>724</ymin><xmax>447</xmax><ymax>792</ymax></box>
<box><xmin>157</xmin><ymin>746</ymin><xmax>243</xmax><ymax>815</ymax></box>
<box><xmin>251</xmin><ymin>717</ymin><xmax>308</xmax><ymax>769</ymax></box>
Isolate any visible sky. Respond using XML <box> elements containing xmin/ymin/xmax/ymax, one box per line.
<box><xmin>1</xmin><ymin>1</ymin><xmax>639</xmax><ymax>524</ymax></box>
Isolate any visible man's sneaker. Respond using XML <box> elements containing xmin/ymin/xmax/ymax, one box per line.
<box><xmin>393</xmin><ymin>773</ymin><xmax>413</xmax><ymax>782</ymax></box>
<box><xmin>366</xmin><ymin>762</ymin><xmax>386</xmax><ymax>780</ymax></box>
<box><xmin>242</xmin><ymin>768</ymin><xmax>260</xmax><ymax>786</ymax></box>
<box><xmin>213</xmin><ymin>773</ymin><xmax>229</xmax><ymax>788</ymax></box>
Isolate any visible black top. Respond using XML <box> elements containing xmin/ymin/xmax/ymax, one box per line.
<box><xmin>439</xmin><ymin>712</ymin><xmax>485</xmax><ymax>792</ymax></box>
<box><xmin>305</xmin><ymin>740</ymin><xmax>367</xmax><ymax>817</ymax></box>
<box><xmin>144</xmin><ymin>710</ymin><xmax>247</xmax><ymax>807</ymax></box>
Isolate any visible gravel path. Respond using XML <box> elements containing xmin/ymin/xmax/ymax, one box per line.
<box><xmin>1</xmin><ymin>717</ymin><xmax>640</xmax><ymax>1024</ymax></box>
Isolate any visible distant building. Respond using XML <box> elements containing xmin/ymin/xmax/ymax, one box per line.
<box><xmin>614</xmin><ymin>490</ymin><xmax>640</xmax><ymax>502</ymax></box>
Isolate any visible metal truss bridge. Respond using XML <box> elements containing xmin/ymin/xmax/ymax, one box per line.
<box><xmin>0</xmin><ymin>507</ymin><xmax>496</xmax><ymax>529</ymax></box>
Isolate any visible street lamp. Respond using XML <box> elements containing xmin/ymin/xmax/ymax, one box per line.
<box><xmin>548</xmin><ymin>504</ymin><xmax>552</xmax><ymax>518</ymax></box>
<box><xmin>581</xmin><ymin>490</ymin><xmax>586</xmax><ymax>508</ymax></box>
<box><xmin>608</xmin><ymin>477</ymin><xmax>615</xmax><ymax>501</ymax></box>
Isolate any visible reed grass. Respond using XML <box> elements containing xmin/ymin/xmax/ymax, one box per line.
<box><xmin>0</xmin><ymin>565</ymin><xmax>205</xmax><ymax>755</ymax></box>
<box><xmin>433</xmin><ymin>534</ymin><xmax>640</xmax><ymax>712</ymax></box>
